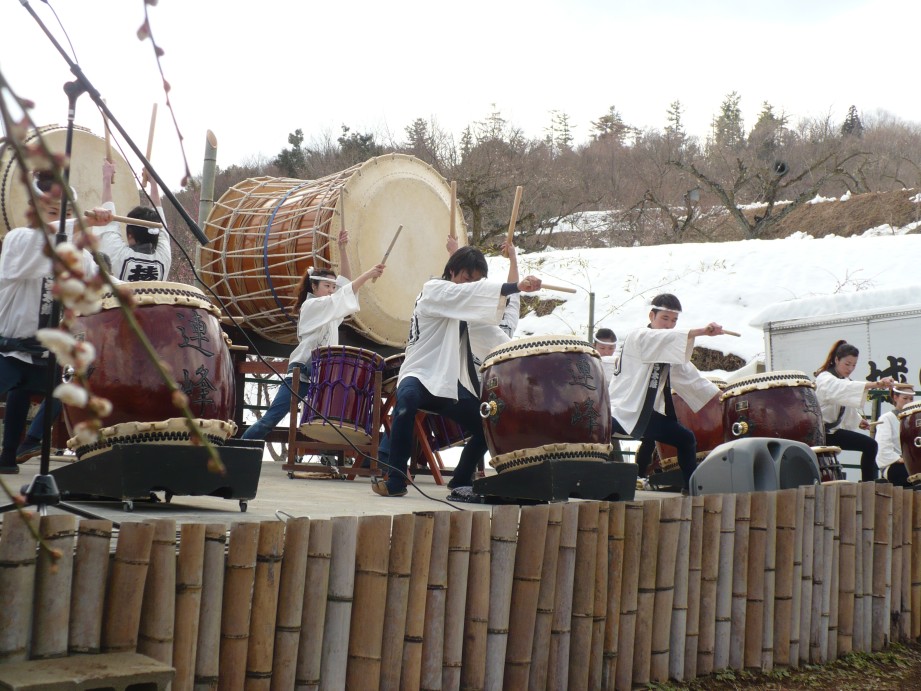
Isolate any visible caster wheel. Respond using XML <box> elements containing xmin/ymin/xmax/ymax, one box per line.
<box><xmin>123</xmin><ymin>500</ymin><xmax>134</xmax><ymax>512</ymax></box>
<box><xmin>288</xmin><ymin>472</ymin><xmax>295</xmax><ymax>479</ymax></box>
<box><xmin>239</xmin><ymin>500</ymin><xmax>248</xmax><ymax>513</ymax></box>
<box><xmin>164</xmin><ymin>492</ymin><xmax>173</xmax><ymax>504</ymax></box>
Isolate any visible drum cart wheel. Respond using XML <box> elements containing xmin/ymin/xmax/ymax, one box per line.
<box><xmin>239</xmin><ymin>500</ymin><xmax>248</xmax><ymax>512</ymax></box>
<box><xmin>164</xmin><ymin>492</ymin><xmax>173</xmax><ymax>504</ymax></box>
<box><xmin>122</xmin><ymin>500</ymin><xmax>134</xmax><ymax>512</ymax></box>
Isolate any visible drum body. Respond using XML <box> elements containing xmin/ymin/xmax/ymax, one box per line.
<box><xmin>66</xmin><ymin>282</ymin><xmax>237</xmax><ymax>458</ymax></box>
<box><xmin>656</xmin><ymin>377</ymin><xmax>726</xmax><ymax>467</ymax></box>
<box><xmin>479</xmin><ymin>335</ymin><xmax>612</xmax><ymax>473</ymax></box>
<box><xmin>1</xmin><ymin>125</ymin><xmax>137</xmax><ymax>237</ymax></box>
<box><xmin>381</xmin><ymin>353</ymin><xmax>405</xmax><ymax>397</ymax></box>
<box><xmin>198</xmin><ymin>154</ymin><xmax>467</xmax><ymax>347</ymax></box>
<box><xmin>898</xmin><ymin>401</ymin><xmax>921</xmax><ymax>475</ymax></box>
<box><xmin>721</xmin><ymin>370</ymin><xmax>825</xmax><ymax>448</ymax></box>
<box><xmin>811</xmin><ymin>445</ymin><xmax>845</xmax><ymax>482</ymax></box>
<box><xmin>300</xmin><ymin>346</ymin><xmax>384</xmax><ymax>444</ymax></box>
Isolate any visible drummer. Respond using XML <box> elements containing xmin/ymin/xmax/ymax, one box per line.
<box><xmin>608</xmin><ymin>293</ymin><xmax>725</xmax><ymax>493</ymax></box>
<box><xmin>242</xmin><ymin>229</ymin><xmax>384</xmax><ymax>441</ymax></box>
<box><xmin>594</xmin><ymin>327</ymin><xmax>625</xmax><ymax>462</ymax></box>
<box><xmin>371</xmin><ymin>246</ymin><xmax>541</xmax><ymax>497</ymax></box>
<box><xmin>814</xmin><ymin>339</ymin><xmax>895</xmax><ymax>481</ymax></box>
<box><xmin>874</xmin><ymin>383</ymin><xmax>915</xmax><ymax>486</ymax></box>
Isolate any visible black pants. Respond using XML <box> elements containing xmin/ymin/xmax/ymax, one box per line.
<box><xmin>884</xmin><ymin>462</ymin><xmax>910</xmax><ymax>487</ymax></box>
<box><xmin>826</xmin><ymin>428</ymin><xmax>878</xmax><ymax>482</ymax></box>
<box><xmin>613</xmin><ymin>411</ymin><xmax>696</xmax><ymax>490</ymax></box>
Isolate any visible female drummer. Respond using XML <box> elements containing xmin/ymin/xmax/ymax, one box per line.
<box><xmin>608</xmin><ymin>293</ymin><xmax>725</xmax><ymax>493</ymax></box>
<box><xmin>813</xmin><ymin>340</ymin><xmax>895</xmax><ymax>482</ymax></box>
<box><xmin>874</xmin><ymin>384</ymin><xmax>915</xmax><ymax>486</ymax></box>
<box><xmin>242</xmin><ymin>230</ymin><xmax>385</xmax><ymax>440</ymax></box>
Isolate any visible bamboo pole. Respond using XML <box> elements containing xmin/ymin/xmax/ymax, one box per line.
<box><xmin>402</xmin><ymin>512</ymin><xmax>435</xmax><ymax>690</ymax></box>
<box><xmin>809</xmin><ymin>483</ymin><xmax>827</xmax><ymax>664</ymax></box>
<box><xmin>449</xmin><ymin>180</ymin><xmax>457</xmax><ymax>239</ymax></box>
<box><xmin>798</xmin><ymin>485</ymin><xmax>816</xmax><ymax>665</ymax></box>
<box><xmin>549</xmin><ymin>503</ymin><xmax>579</xmax><ymax>689</ymax></box>
<box><xmin>530</xmin><ymin>504</ymin><xmax>565</xmax><ymax>691</ymax></box>
<box><xmin>871</xmin><ymin>483</ymin><xmax>893</xmax><ymax>651</ymax></box>
<box><xmin>567</xmin><ymin>503</ymin><xmax>600</xmax><ymax>690</ymax></box>
<box><xmin>246</xmin><ymin>521</ymin><xmax>286</xmax><ymax>691</ymax></box>
<box><xmin>696</xmin><ymin>494</ymin><xmax>722</xmax><ymax>675</ymax></box>
<box><xmin>744</xmin><ymin>493</ymin><xmax>767</xmax><ymax>671</ymax></box>
<box><xmin>443</xmin><ymin>511</ymin><xmax>473</xmax><ymax>691</ymax></box>
<box><xmin>173</xmin><ymin>523</ymin><xmax>206</xmax><ymax>691</ymax></box>
<box><xmin>853</xmin><ymin>483</ymin><xmax>866</xmax><ymax>652</ymax></box>
<box><xmin>194</xmin><ymin>524</ymin><xmax>227</xmax><ymax>691</ymax></box>
<box><xmin>270</xmin><ymin>518</ymin><xmax>311</xmax><ymax>691</ymax></box>
<box><xmin>506</xmin><ymin>185</ymin><xmax>523</xmax><ymax>245</ymax></box>
<box><xmin>761</xmin><ymin>490</ymin><xmax>778</xmax><ymax>672</ymax></box>
<box><xmin>460</xmin><ymin>511</ymin><xmax>491</xmax><ymax>691</ymax></box>
<box><xmin>102</xmin><ymin>521</ymin><xmax>155</xmax><ymax>654</ymax></box>
<box><xmin>504</xmin><ymin>505</ymin><xmax>550</xmax><ymax>690</ymax></box>
<box><xmin>485</xmin><ymin>504</ymin><xmax>520</xmax><ymax>691</ymax></box>
<box><xmin>614</xmin><ymin>502</ymin><xmax>643</xmax><ymax>690</ymax></box>
<box><xmin>836</xmin><ymin>484</ymin><xmax>857</xmax><ymax>656</ymax></box>
<box><xmin>320</xmin><ymin>516</ymin><xmax>358</xmax><ymax>690</ymax></box>
<box><xmin>912</xmin><ymin>492</ymin><xmax>921</xmax><ymax>641</ymax></box>
<box><xmin>632</xmin><ymin>500</ymin><xmax>661</xmax><ymax>686</ymax></box>
<box><xmin>31</xmin><ymin>515</ymin><xmax>76</xmax><ymax>659</ymax></box>
<box><xmin>789</xmin><ymin>488</ymin><xmax>805</xmax><ymax>665</ymax></box>
<box><xmin>827</xmin><ymin>486</ymin><xmax>840</xmax><ymax>662</ymax></box>
<box><xmin>198</xmin><ymin>130</ymin><xmax>218</xmax><ymax>226</ymax></box>
<box><xmin>218</xmin><ymin>522</ymin><xmax>259</xmax><ymax>691</ymax></box>
<box><xmin>138</xmin><ymin>519</ymin><xmax>177</xmax><ymax>666</ymax></box>
<box><xmin>601</xmin><ymin>502</ymin><xmax>625</xmax><ymax>690</ymax></box>
<box><xmin>859</xmin><ymin>481</ymin><xmax>876</xmax><ymax>652</ymax></box>
<box><xmin>68</xmin><ymin>519</ymin><xmax>113</xmax><ymax>655</ymax></box>
<box><xmin>588</xmin><ymin>502</ymin><xmax>610</xmax><ymax>691</ymax></box>
<box><xmin>421</xmin><ymin>512</ymin><xmax>451</xmax><ymax>690</ymax></box>
<box><xmin>650</xmin><ymin>497</ymin><xmax>682</xmax><ymax>683</ymax></box>
<box><xmin>0</xmin><ymin>511</ymin><xmax>39</xmax><ymax>663</ymax></box>
<box><xmin>773</xmin><ymin>490</ymin><xmax>797</xmax><ymax>666</ymax></box>
<box><xmin>346</xmin><ymin>515</ymin><xmax>392</xmax><ymax>688</ymax></box>
<box><xmin>728</xmin><ymin>493</ymin><xmax>751</xmax><ymax>671</ymax></box>
<box><xmin>891</xmin><ymin>488</ymin><xmax>904</xmax><ymax>641</ymax></box>
<box><xmin>713</xmin><ymin>493</ymin><xmax>736</xmax><ymax>671</ymax></box>
<box><xmin>380</xmin><ymin>514</ymin><xmax>415</xmax><ymax>691</ymax></box>
<box><xmin>900</xmin><ymin>488</ymin><xmax>913</xmax><ymax>642</ymax></box>
<box><xmin>677</xmin><ymin>496</ymin><xmax>699</xmax><ymax>682</ymax></box>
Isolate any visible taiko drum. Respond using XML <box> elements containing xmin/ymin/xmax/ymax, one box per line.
<box><xmin>897</xmin><ymin>401</ymin><xmax>921</xmax><ymax>476</ymax></box>
<box><xmin>656</xmin><ymin>376</ymin><xmax>726</xmax><ymax>469</ymax></box>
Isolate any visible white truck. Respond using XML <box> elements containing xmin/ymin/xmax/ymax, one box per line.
<box><xmin>749</xmin><ymin>285</ymin><xmax>921</xmax><ymax>479</ymax></box>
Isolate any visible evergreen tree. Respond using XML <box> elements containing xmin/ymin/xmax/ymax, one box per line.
<box><xmin>841</xmin><ymin>105</ymin><xmax>864</xmax><ymax>138</ymax></box>
<box><xmin>665</xmin><ymin>100</ymin><xmax>685</xmax><ymax>141</ymax></box>
<box><xmin>338</xmin><ymin>125</ymin><xmax>383</xmax><ymax>163</ymax></box>
<box><xmin>274</xmin><ymin>129</ymin><xmax>307</xmax><ymax>178</ymax></box>
<box><xmin>591</xmin><ymin>105</ymin><xmax>629</xmax><ymax>143</ymax></box>
<box><xmin>710</xmin><ymin>91</ymin><xmax>745</xmax><ymax>150</ymax></box>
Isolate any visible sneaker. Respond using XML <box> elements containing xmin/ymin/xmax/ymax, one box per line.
<box><xmin>15</xmin><ymin>438</ymin><xmax>42</xmax><ymax>464</ymax></box>
<box><xmin>0</xmin><ymin>463</ymin><xmax>20</xmax><ymax>475</ymax></box>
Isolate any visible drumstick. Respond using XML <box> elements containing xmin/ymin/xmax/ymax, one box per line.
<box><xmin>141</xmin><ymin>103</ymin><xmax>157</xmax><ymax>187</ymax></box>
<box><xmin>84</xmin><ymin>209</ymin><xmax>162</xmax><ymax>229</ymax></box>
<box><xmin>506</xmin><ymin>186</ymin><xmax>523</xmax><ymax>245</ymax></box>
<box><xmin>449</xmin><ymin>180</ymin><xmax>457</xmax><ymax>240</ymax></box>
<box><xmin>538</xmin><ymin>282</ymin><xmax>577</xmax><ymax>294</ymax></box>
<box><xmin>101</xmin><ymin>100</ymin><xmax>114</xmax><ymax>183</ymax></box>
<box><xmin>722</xmin><ymin>329</ymin><xmax>741</xmax><ymax>337</ymax></box>
<box><xmin>381</xmin><ymin>224</ymin><xmax>403</xmax><ymax>265</ymax></box>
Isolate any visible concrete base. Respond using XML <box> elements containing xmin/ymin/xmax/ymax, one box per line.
<box><xmin>0</xmin><ymin>652</ymin><xmax>173</xmax><ymax>691</ymax></box>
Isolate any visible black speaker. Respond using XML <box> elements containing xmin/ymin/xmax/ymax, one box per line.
<box><xmin>472</xmin><ymin>460</ymin><xmax>637</xmax><ymax>503</ymax></box>
<box><xmin>689</xmin><ymin>437</ymin><xmax>820</xmax><ymax>496</ymax></box>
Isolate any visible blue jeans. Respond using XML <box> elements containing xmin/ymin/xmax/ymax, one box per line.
<box><xmin>26</xmin><ymin>398</ymin><xmax>62</xmax><ymax>442</ymax></box>
<box><xmin>242</xmin><ymin>362</ymin><xmax>311</xmax><ymax>441</ymax></box>
<box><xmin>0</xmin><ymin>355</ymin><xmax>50</xmax><ymax>465</ymax></box>
<box><xmin>613</xmin><ymin>411</ymin><xmax>697</xmax><ymax>490</ymax></box>
<box><xmin>383</xmin><ymin>377</ymin><xmax>486</xmax><ymax>492</ymax></box>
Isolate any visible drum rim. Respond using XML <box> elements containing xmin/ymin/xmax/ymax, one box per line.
<box><xmin>898</xmin><ymin>401</ymin><xmax>921</xmax><ymax>418</ymax></box>
<box><xmin>482</xmin><ymin>334</ymin><xmax>597</xmax><ymax>367</ymax></box>
<box><xmin>720</xmin><ymin>370</ymin><xmax>815</xmax><ymax>399</ymax></box>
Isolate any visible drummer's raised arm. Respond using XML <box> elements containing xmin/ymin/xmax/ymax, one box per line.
<box><xmin>503</xmin><ymin>239</ymin><xmax>519</xmax><ymax>284</ymax></box>
<box><xmin>337</xmin><ymin>228</ymin><xmax>352</xmax><ymax>280</ymax></box>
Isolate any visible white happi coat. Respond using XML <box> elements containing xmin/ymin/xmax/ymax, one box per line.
<box><xmin>608</xmin><ymin>326</ymin><xmax>719</xmax><ymax>437</ymax></box>
<box><xmin>469</xmin><ymin>293</ymin><xmax>519</xmax><ymax>367</ymax></box>
<box><xmin>96</xmin><ymin>201</ymin><xmax>172</xmax><ymax>282</ymax></box>
<box><xmin>398</xmin><ymin>278</ymin><xmax>507</xmax><ymax>400</ymax></box>
<box><xmin>815</xmin><ymin>370</ymin><xmax>867</xmax><ymax>433</ymax></box>
<box><xmin>288</xmin><ymin>276</ymin><xmax>358</xmax><ymax>372</ymax></box>
<box><xmin>874</xmin><ymin>410</ymin><xmax>901</xmax><ymax>470</ymax></box>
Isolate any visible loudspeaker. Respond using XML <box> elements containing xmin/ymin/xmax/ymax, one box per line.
<box><xmin>689</xmin><ymin>437</ymin><xmax>820</xmax><ymax>496</ymax></box>
<box><xmin>472</xmin><ymin>460</ymin><xmax>637</xmax><ymax>503</ymax></box>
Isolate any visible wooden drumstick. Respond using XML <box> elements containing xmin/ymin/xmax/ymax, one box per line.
<box><xmin>538</xmin><ymin>282</ymin><xmax>577</xmax><ymax>294</ymax></box>
<box><xmin>449</xmin><ymin>180</ymin><xmax>457</xmax><ymax>240</ymax></box>
<box><xmin>722</xmin><ymin>329</ymin><xmax>741</xmax><ymax>337</ymax></box>
<box><xmin>84</xmin><ymin>209</ymin><xmax>162</xmax><ymax>229</ymax></box>
<box><xmin>141</xmin><ymin>103</ymin><xmax>158</xmax><ymax>187</ymax></box>
<box><xmin>373</xmin><ymin>224</ymin><xmax>402</xmax><ymax>282</ymax></box>
<box><xmin>506</xmin><ymin>186</ymin><xmax>523</xmax><ymax>245</ymax></box>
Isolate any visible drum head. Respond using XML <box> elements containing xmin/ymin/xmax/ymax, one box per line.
<box><xmin>0</xmin><ymin>125</ymin><xmax>137</xmax><ymax>236</ymax></box>
<box><xmin>332</xmin><ymin>155</ymin><xmax>467</xmax><ymax>347</ymax></box>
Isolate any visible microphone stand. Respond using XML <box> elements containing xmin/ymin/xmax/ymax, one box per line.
<box><xmin>17</xmin><ymin>0</ymin><xmax>210</xmax><ymax>246</ymax></box>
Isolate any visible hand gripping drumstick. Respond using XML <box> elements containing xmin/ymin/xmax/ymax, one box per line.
<box><xmin>374</xmin><ymin>224</ymin><xmax>403</xmax><ymax>282</ymax></box>
<box><xmin>449</xmin><ymin>180</ymin><xmax>457</xmax><ymax>240</ymax></box>
<box><xmin>506</xmin><ymin>186</ymin><xmax>523</xmax><ymax>245</ymax></box>
<box><xmin>84</xmin><ymin>209</ymin><xmax>162</xmax><ymax>229</ymax></box>
<box><xmin>539</xmin><ymin>282</ymin><xmax>577</xmax><ymax>294</ymax></box>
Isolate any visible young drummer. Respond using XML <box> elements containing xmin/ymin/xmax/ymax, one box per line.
<box><xmin>874</xmin><ymin>383</ymin><xmax>915</xmax><ymax>486</ymax></box>
<box><xmin>372</xmin><ymin>246</ymin><xmax>541</xmax><ymax>497</ymax></box>
<box><xmin>608</xmin><ymin>293</ymin><xmax>725</xmax><ymax>492</ymax></box>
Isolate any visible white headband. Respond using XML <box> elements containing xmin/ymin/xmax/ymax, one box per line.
<box><xmin>31</xmin><ymin>176</ymin><xmax>77</xmax><ymax>202</ymax></box>
<box><xmin>651</xmin><ymin>305</ymin><xmax>681</xmax><ymax>314</ymax></box>
<box><xmin>594</xmin><ymin>338</ymin><xmax>616</xmax><ymax>346</ymax></box>
<box><xmin>310</xmin><ymin>275</ymin><xmax>338</xmax><ymax>285</ymax></box>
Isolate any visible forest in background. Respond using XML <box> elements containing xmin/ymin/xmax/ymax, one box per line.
<box><xmin>164</xmin><ymin>94</ymin><xmax>921</xmax><ymax>284</ymax></box>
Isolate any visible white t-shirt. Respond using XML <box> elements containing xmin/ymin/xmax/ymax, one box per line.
<box><xmin>288</xmin><ymin>275</ymin><xmax>358</xmax><ymax>369</ymax></box>
<box><xmin>398</xmin><ymin>278</ymin><xmax>507</xmax><ymax>400</ymax></box>
<box><xmin>815</xmin><ymin>370</ymin><xmax>866</xmax><ymax>433</ymax></box>
<box><xmin>95</xmin><ymin>201</ymin><xmax>172</xmax><ymax>282</ymax></box>
<box><xmin>0</xmin><ymin>225</ymin><xmax>97</xmax><ymax>364</ymax></box>
<box><xmin>874</xmin><ymin>410</ymin><xmax>902</xmax><ymax>470</ymax></box>
<box><xmin>608</xmin><ymin>326</ymin><xmax>719</xmax><ymax>437</ymax></box>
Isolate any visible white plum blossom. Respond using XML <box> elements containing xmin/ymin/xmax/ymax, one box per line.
<box><xmin>54</xmin><ymin>242</ymin><xmax>84</xmax><ymax>272</ymax></box>
<box><xmin>53</xmin><ymin>382</ymin><xmax>89</xmax><ymax>407</ymax></box>
<box><xmin>35</xmin><ymin>328</ymin><xmax>77</xmax><ymax>362</ymax></box>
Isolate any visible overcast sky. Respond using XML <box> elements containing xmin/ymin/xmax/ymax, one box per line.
<box><xmin>2</xmin><ymin>0</ymin><xmax>918</xmax><ymax>188</ymax></box>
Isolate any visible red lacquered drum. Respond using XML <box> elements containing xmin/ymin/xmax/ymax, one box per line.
<box><xmin>811</xmin><ymin>445</ymin><xmax>845</xmax><ymax>482</ymax></box>
<box><xmin>721</xmin><ymin>370</ymin><xmax>825</xmax><ymax>447</ymax></box>
<box><xmin>66</xmin><ymin>282</ymin><xmax>237</xmax><ymax>459</ymax></box>
<box><xmin>381</xmin><ymin>353</ymin><xmax>404</xmax><ymax>397</ymax></box>
<box><xmin>656</xmin><ymin>376</ymin><xmax>726</xmax><ymax>468</ymax></box>
<box><xmin>421</xmin><ymin>413</ymin><xmax>470</xmax><ymax>451</ymax></box>
<box><xmin>479</xmin><ymin>335</ymin><xmax>612</xmax><ymax>473</ymax></box>
<box><xmin>897</xmin><ymin>401</ymin><xmax>921</xmax><ymax>476</ymax></box>
<box><xmin>300</xmin><ymin>345</ymin><xmax>384</xmax><ymax>444</ymax></box>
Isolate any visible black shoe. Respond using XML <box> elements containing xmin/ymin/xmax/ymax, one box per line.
<box><xmin>15</xmin><ymin>438</ymin><xmax>42</xmax><ymax>464</ymax></box>
<box><xmin>0</xmin><ymin>464</ymin><xmax>20</xmax><ymax>475</ymax></box>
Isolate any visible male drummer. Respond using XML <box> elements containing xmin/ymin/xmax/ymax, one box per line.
<box><xmin>371</xmin><ymin>247</ymin><xmax>541</xmax><ymax>497</ymax></box>
<box><xmin>608</xmin><ymin>293</ymin><xmax>724</xmax><ymax>493</ymax></box>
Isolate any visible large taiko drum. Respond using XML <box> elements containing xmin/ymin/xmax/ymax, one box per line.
<box><xmin>198</xmin><ymin>154</ymin><xmax>466</xmax><ymax>347</ymax></box>
<box><xmin>66</xmin><ymin>282</ymin><xmax>237</xmax><ymax>459</ymax></box>
<box><xmin>656</xmin><ymin>376</ymin><xmax>726</xmax><ymax>470</ymax></box>
<box><xmin>897</xmin><ymin>401</ymin><xmax>921</xmax><ymax>477</ymax></box>
<box><xmin>300</xmin><ymin>345</ymin><xmax>385</xmax><ymax>444</ymax></box>
<box><xmin>721</xmin><ymin>370</ymin><xmax>825</xmax><ymax>448</ymax></box>
<box><xmin>0</xmin><ymin>125</ymin><xmax>137</xmax><ymax>237</ymax></box>
<box><xmin>478</xmin><ymin>335</ymin><xmax>612</xmax><ymax>473</ymax></box>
